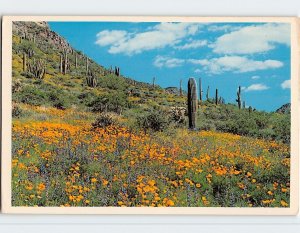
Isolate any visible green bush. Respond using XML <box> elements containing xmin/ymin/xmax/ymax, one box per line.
<box><xmin>89</xmin><ymin>92</ymin><xmax>129</xmax><ymax>114</ymax></box>
<box><xmin>92</xmin><ymin>113</ymin><xmax>116</xmax><ymax>129</ymax></box>
<box><xmin>15</xmin><ymin>86</ymin><xmax>46</xmax><ymax>106</ymax></box>
<box><xmin>136</xmin><ymin>109</ymin><xmax>168</xmax><ymax>132</ymax></box>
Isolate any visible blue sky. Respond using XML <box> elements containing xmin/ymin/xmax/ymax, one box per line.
<box><xmin>48</xmin><ymin>22</ymin><xmax>291</xmax><ymax>112</ymax></box>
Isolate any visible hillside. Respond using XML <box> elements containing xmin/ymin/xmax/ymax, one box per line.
<box><xmin>12</xmin><ymin>21</ymin><xmax>290</xmax><ymax>143</ymax></box>
<box><xmin>11</xmin><ymin>21</ymin><xmax>291</xmax><ymax>208</ymax></box>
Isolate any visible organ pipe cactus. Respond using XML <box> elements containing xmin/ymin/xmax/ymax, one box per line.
<box><xmin>187</xmin><ymin>78</ymin><xmax>197</xmax><ymax>129</ymax></box>
<box><xmin>215</xmin><ymin>89</ymin><xmax>218</xmax><ymax>105</ymax></box>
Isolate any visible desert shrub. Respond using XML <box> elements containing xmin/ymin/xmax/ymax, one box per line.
<box><xmin>48</xmin><ymin>90</ymin><xmax>70</xmax><ymax>110</ymax></box>
<box><xmin>15</xmin><ymin>85</ymin><xmax>46</xmax><ymax>106</ymax></box>
<box><xmin>169</xmin><ymin>107</ymin><xmax>186</xmax><ymax>126</ymax></box>
<box><xmin>89</xmin><ymin>92</ymin><xmax>129</xmax><ymax>114</ymax></box>
<box><xmin>12</xmin><ymin>104</ymin><xmax>23</xmax><ymax>118</ymax></box>
<box><xmin>92</xmin><ymin>113</ymin><xmax>116</xmax><ymax>129</ymax></box>
<box><xmin>136</xmin><ymin>109</ymin><xmax>168</xmax><ymax>132</ymax></box>
<box><xmin>97</xmin><ymin>74</ymin><xmax>128</xmax><ymax>91</ymax></box>
<box><xmin>272</xmin><ymin>114</ymin><xmax>290</xmax><ymax>143</ymax></box>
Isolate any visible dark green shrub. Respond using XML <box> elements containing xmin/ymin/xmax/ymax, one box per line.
<box><xmin>89</xmin><ymin>92</ymin><xmax>129</xmax><ymax>114</ymax></box>
<box><xmin>136</xmin><ymin>109</ymin><xmax>168</xmax><ymax>132</ymax></box>
<box><xmin>12</xmin><ymin>104</ymin><xmax>22</xmax><ymax>118</ymax></box>
<box><xmin>92</xmin><ymin>113</ymin><xmax>115</xmax><ymax>129</ymax></box>
<box><xmin>15</xmin><ymin>86</ymin><xmax>46</xmax><ymax>106</ymax></box>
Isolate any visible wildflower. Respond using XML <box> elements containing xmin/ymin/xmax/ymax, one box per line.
<box><xmin>281</xmin><ymin>200</ymin><xmax>288</xmax><ymax>207</ymax></box>
<box><xmin>91</xmin><ymin>178</ymin><xmax>97</xmax><ymax>183</ymax></box>
<box><xmin>37</xmin><ymin>183</ymin><xmax>46</xmax><ymax>191</ymax></box>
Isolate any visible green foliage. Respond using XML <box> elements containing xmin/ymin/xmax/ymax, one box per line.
<box><xmin>48</xmin><ymin>90</ymin><xmax>70</xmax><ymax>110</ymax></box>
<box><xmin>198</xmin><ymin>104</ymin><xmax>290</xmax><ymax>143</ymax></box>
<box><xmin>92</xmin><ymin>113</ymin><xmax>116</xmax><ymax>129</ymax></box>
<box><xmin>12</xmin><ymin>104</ymin><xmax>23</xmax><ymax>118</ymax></box>
<box><xmin>97</xmin><ymin>74</ymin><xmax>128</xmax><ymax>91</ymax></box>
<box><xmin>136</xmin><ymin>109</ymin><xmax>168</xmax><ymax>132</ymax></box>
<box><xmin>14</xmin><ymin>85</ymin><xmax>46</xmax><ymax>106</ymax></box>
<box><xmin>88</xmin><ymin>92</ymin><xmax>129</xmax><ymax>114</ymax></box>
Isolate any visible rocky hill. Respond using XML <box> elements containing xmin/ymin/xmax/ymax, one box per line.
<box><xmin>276</xmin><ymin>103</ymin><xmax>291</xmax><ymax>114</ymax></box>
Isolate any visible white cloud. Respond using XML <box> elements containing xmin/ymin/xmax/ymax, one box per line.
<box><xmin>95</xmin><ymin>30</ymin><xmax>128</xmax><ymax>46</ymax></box>
<box><xmin>251</xmin><ymin>75</ymin><xmax>260</xmax><ymax>80</ymax></box>
<box><xmin>95</xmin><ymin>22</ymin><xmax>201</xmax><ymax>55</ymax></box>
<box><xmin>188</xmin><ymin>56</ymin><xmax>283</xmax><ymax>74</ymax></box>
<box><xmin>212</xmin><ymin>23</ymin><xmax>290</xmax><ymax>54</ymax></box>
<box><xmin>153</xmin><ymin>56</ymin><xmax>185</xmax><ymax>68</ymax></box>
<box><xmin>175</xmin><ymin>40</ymin><xmax>207</xmax><ymax>50</ymax></box>
<box><xmin>281</xmin><ymin>80</ymin><xmax>291</xmax><ymax>89</ymax></box>
<box><xmin>194</xmin><ymin>68</ymin><xmax>201</xmax><ymax>73</ymax></box>
<box><xmin>243</xmin><ymin>84</ymin><xmax>269</xmax><ymax>92</ymax></box>
<box><xmin>208</xmin><ymin>24</ymin><xmax>241</xmax><ymax>32</ymax></box>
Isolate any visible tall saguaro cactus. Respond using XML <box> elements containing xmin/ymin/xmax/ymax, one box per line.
<box><xmin>187</xmin><ymin>78</ymin><xmax>197</xmax><ymax>130</ymax></box>
<box><xmin>152</xmin><ymin>77</ymin><xmax>156</xmax><ymax>87</ymax></box>
<box><xmin>75</xmin><ymin>53</ymin><xmax>78</xmax><ymax>69</ymax></box>
<box><xmin>215</xmin><ymin>89</ymin><xmax>218</xmax><ymax>105</ymax></box>
<box><xmin>86</xmin><ymin>70</ymin><xmax>97</xmax><ymax>88</ymax></box>
<box><xmin>206</xmin><ymin>86</ymin><xmax>210</xmax><ymax>100</ymax></box>
<box><xmin>27</xmin><ymin>59</ymin><xmax>46</xmax><ymax>79</ymax></box>
<box><xmin>86</xmin><ymin>56</ymin><xmax>89</xmax><ymax>74</ymax></box>
<box><xmin>179</xmin><ymin>79</ymin><xmax>183</xmax><ymax>96</ymax></box>
<box><xmin>236</xmin><ymin>86</ymin><xmax>242</xmax><ymax>109</ymax></box>
<box><xmin>60</xmin><ymin>50</ymin><xmax>69</xmax><ymax>75</ymax></box>
<box><xmin>199</xmin><ymin>78</ymin><xmax>203</xmax><ymax>103</ymax></box>
<box><xmin>23</xmin><ymin>52</ymin><xmax>27</xmax><ymax>72</ymax></box>
<box><xmin>115</xmin><ymin>66</ymin><xmax>120</xmax><ymax>76</ymax></box>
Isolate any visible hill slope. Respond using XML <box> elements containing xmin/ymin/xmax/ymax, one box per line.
<box><xmin>12</xmin><ymin>21</ymin><xmax>290</xmax><ymax>143</ymax></box>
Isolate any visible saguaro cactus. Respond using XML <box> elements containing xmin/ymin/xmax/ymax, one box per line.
<box><xmin>187</xmin><ymin>78</ymin><xmax>197</xmax><ymax>129</ymax></box>
<box><xmin>60</xmin><ymin>50</ymin><xmax>69</xmax><ymax>75</ymax></box>
<box><xmin>23</xmin><ymin>52</ymin><xmax>27</xmax><ymax>72</ymax></box>
<box><xmin>206</xmin><ymin>86</ymin><xmax>210</xmax><ymax>100</ymax></box>
<box><xmin>215</xmin><ymin>89</ymin><xmax>218</xmax><ymax>105</ymax></box>
<box><xmin>236</xmin><ymin>86</ymin><xmax>242</xmax><ymax>109</ymax></box>
<box><xmin>152</xmin><ymin>77</ymin><xmax>156</xmax><ymax>87</ymax></box>
<box><xmin>75</xmin><ymin>53</ymin><xmax>78</xmax><ymax>69</ymax></box>
<box><xmin>86</xmin><ymin>70</ymin><xmax>97</xmax><ymax>88</ymax></box>
<box><xmin>199</xmin><ymin>78</ymin><xmax>203</xmax><ymax>103</ymax></box>
<box><xmin>86</xmin><ymin>56</ymin><xmax>89</xmax><ymax>74</ymax></box>
<box><xmin>59</xmin><ymin>54</ymin><xmax>63</xmax><ymax>73</ymax></box>
<box><xmin>243</xmin><ymin>101</ymin><xmax>246</xmax><ymax>109</ymax></box>
<box><xmin>115</xmin><ymin>66</ymin><xmax>120</xmax><ymax>76</ymax></box>
<box><xmin>27</xmin><ymin>59</ymin><xmax>46</xmax><ymax>79</ymax></box>
<box><xmin>179</xmin><ymin>79</ymin><xmax>183</xmax><ymax>96</ymax></box>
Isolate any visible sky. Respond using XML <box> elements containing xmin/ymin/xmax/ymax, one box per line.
<box><xmin>48</xmin><ymin>22</ymin><xmax>291</xmax><ymax>112</ymax></box>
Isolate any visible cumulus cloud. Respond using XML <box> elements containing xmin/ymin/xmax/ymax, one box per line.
<box><xmin>175</xmin><ymin>40</ymin><xmax>207</xmax><ymax>50</ymax></box>
<box><xmin>95</xmin><ymin>30</ymin><xmax>128</xmax><ymax>46</ymax></box>
<box><xmin>194</xmin><ymin>68</ymin><xmax>201</xmax><ymax>73</ymax></box>
<box><xmin>251</xmin><ymin>75</ymin><xmax>260</xmax><ymax>80</ymax></box>
<box><xmin>243</xmin><ymin>84</ymin><xmax>269</xmax><ymax>92</ymax></box>
<box><xmin>281</xmin><ymin>80</ymin><xmax>291</xmax><ymax>89</ymax></box>
<box><xmin>212</xmin><ymin>23</ymin><xmax>290</xmax><ymax>54</ymax></box>
<box><xmin>153</xmin><ymin>56</ymin><xmax>185</xmax><ymax>68</ymax></box>
<box><xmin>187</xmin><ymin>56</ymin><xmax>283</xmax><ymax>74</ymax></box>
<box><xmin>95</xmin><ymin>22</ymin><xmax>201</xmax><ymax>55</ymax></box>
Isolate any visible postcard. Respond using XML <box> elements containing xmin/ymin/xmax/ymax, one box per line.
<box><xmin>1</xmin><ymin>16</ymin><xmax>299</xmax><ymax>214</ymax></box>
